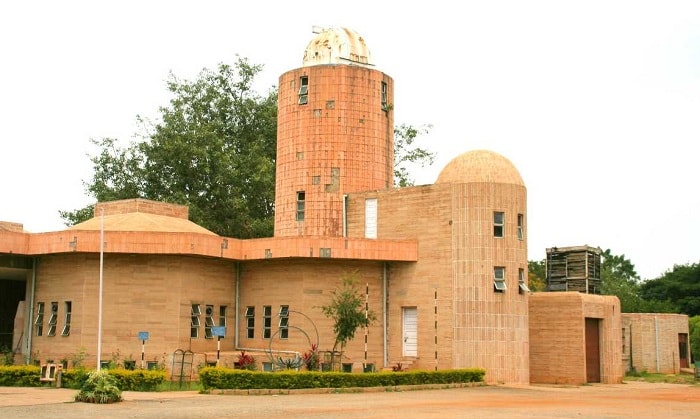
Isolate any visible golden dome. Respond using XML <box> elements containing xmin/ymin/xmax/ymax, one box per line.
<box><xmin>435</xmin><ymin>150</ymin><xmax>525</xmax><ymax>186</ymax></box>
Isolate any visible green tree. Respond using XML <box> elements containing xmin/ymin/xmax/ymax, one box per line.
<box><xmin>320</xmin><ymin>272</ymin><xmax>377</xmax><ymax>356</ymax></box>
<box><xmin>393</xmin><ymin>123</ymin><xmax>436</xmax><ymax>187</ymax></box>
<box><xmin>528</xmin><ymin>259</ymin><xmax>547</xmax><ymax>292</ymax></box>
<box><xmin>689</xmin><ymin>315</ymin><xmax>700</xmax><ymax>362</ymax></box>
<box><xmin>61</xmin><ymin>56</ymin><xmax>278</xmax><ymax>238</ymax></box>
<box><xmin>640</xmin><ymin>262</ymin><xmax>700</xmax><ymax>316</ymax></box>
<box><xmin>600</xmin><ymin>249</ymin><xmax>646</xmax><ymax>312</ymax></box>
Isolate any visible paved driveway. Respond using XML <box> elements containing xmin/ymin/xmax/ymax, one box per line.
<box><xmin>1</xmin><ymin>382</ymin><xmax>699</xmax><ymax>418</ymax></box>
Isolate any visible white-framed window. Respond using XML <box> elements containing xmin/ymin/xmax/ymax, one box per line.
<box><xmin>279</xmin><ymin>305</ymin><xmax>289</xmax><ymax>339</ymax></box>
<box><xmin>47</xmin><ymin>302</ymin><xmax>58</xmax><ymax>336</ymax></box>
<box><xmin>494</xmin><ymin>267</ymin><xmax>507</xmax><ymax>292</ymax></box>
<box><xmin>519</xmin><ymin>268</ymin><xmax>530</xmax><ymax>294</ymax></box>
<box><xmin>191</xmin><ymin>304</ymin><xmax>201</xmax><ymax>338</ymax></box>
<box><xmin>296</xmin><ymin>191</ymin><xmax>305</xmax><ymax>221</ymax></box>
<box><xmin>61</xmin><ymin>301</ymin><xmax>72</xmax><ymax>336</ymax></box>
<box><xmin>205</xmin><ymin>305</ymin><xmax>215</xmax><ymax>339</ymax></box>
<box><xmin>245</xmin><ymin>306</ymin><xmax>255</xmax><ymax>339</ymax></box>
<box><xmin>365</xmin><ymin>198</ymin><xmax>378</xmax><ymax>239</ymax></box>
<box><xmin>517</xmin><ymin>214</ymin><xmax>524</xmax><ymax>240</ymax></box>
<box><xmin>263</xmin><ymin>306</ymin><xmax>272</xmax><ymax>339</ymax></box>
<box><xmin>298</xmin><ymin>76</ymin><xmax>309</xmax><ymax>105</ymax></box>
<box><xmin>35</xmin><ymin>302</ymin><xmax>44</xmax><ymax>336</ymax></box>
<box><xmin>493</xmin><ymin>212</ymin><xmax>505</xmax><ymax>238</ymax></box>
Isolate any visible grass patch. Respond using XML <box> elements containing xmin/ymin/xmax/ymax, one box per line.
<box><xmin>624</xmin><ymin>372</ymin><xmax>700</xmax><ymax>385</ymax></box>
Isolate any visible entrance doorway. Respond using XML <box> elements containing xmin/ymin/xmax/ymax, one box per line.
<box><xmin>402</xmin><ymin>307</ymin><xmax>417</xmax><ymax>357</ymax></box>
<box><xmin>585</xmin><ymin>317</ymin><xmax>601</xmax><ymax>383</ymax></box>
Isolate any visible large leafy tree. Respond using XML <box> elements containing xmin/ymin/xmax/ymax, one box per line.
<box><xmin>640</xmin><ymin>262</ymin><xmax>700</xmax><ymax>316</ymax></box>
<box><xmin>689</xmin><ymin>315</ymin><xmax>700</xmax><ymax>362</ymax></box>
<box><xmin>61</xmin><ymin>56</ymin><xmax>278</xmax><ymax>238</ymax></box>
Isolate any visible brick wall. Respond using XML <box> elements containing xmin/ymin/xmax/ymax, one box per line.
<box><xmin>622</xmin><ymin>313</ymin><xmax>690</xmax><ymax>374</ymax></box>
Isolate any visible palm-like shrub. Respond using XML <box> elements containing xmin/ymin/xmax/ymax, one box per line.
<box><xmin>75</xmin><ymin>369</ymin><xmax>122</xmax><ymax>404</ymax></box>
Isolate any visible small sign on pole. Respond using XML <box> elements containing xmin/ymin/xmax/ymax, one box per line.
<box><xmin>138</xmin><ymin>331</ymin><xmax>149</xmax><ymax>369</ymax></box>
<box><xmin>212</xmin><ymin>327</ymin><xmax>225</xmax><ymax>364</ymax></box>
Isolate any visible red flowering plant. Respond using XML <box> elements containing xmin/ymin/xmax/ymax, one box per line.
<box><xmin>235</xmin><ymin>350</ymin><xmax>256</xmax><ymax>370</ymax></box>
<box><xmin>302</xmin><ymin>343</ymin><xmax>320</xmax><ymax>371</ymax></box>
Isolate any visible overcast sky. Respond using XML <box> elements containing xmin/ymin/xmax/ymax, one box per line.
<box><xmin>1</xmin><ymin>1</ymin><xmax>698</xmax><ymax>280</ymax></box>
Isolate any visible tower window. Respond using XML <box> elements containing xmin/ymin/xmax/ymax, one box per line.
<box><xmin>47</xmin><ymin>302</ymin><xmax>58</xmax><ymax>336</ymax></box>
<box><xmin>205</xmin><ymin>305</ymin><xmax>215</xmax><ymax>339</ymax></box>
<box><xmin>493</xmin><ymin>212</ymin><xmax>505</xmax><ymax>238</ymax></box>
<box><xmin>191</xmin><ymin>304</ymin><xmax>201</xmax><ymax>338</ymax></box>
<box><xmin>263</xmin><ymin>306</ymin><xmax>272</xmax><ymax>339</ymax></box>
<box><xmin>279</xmin><ymin>305</ymin><xmax>289</xmax><ymax>339</ymax></box>
<box><xmin>381</xmin><ymin>81</ymin><xmax>388</xmax><ymax>110</ymax></box>
<box><xmin>519</xmin><ymin>268</ymin><xmax>530</xmax><ymax>294</ymax></box>
<box><xmin>296</xmin><ymin>191</ymin><xmax>305</xmax><ymax>221</ymax></box>
<box><xmin>494</xmin><ymin>267</ymin><xmax>507</xmax><ymax>292</ymax></box>
<box><xmin>35</xmin><ymin>302</ymin><xmax>44</xmax><ymax>337</ymax></box>
<box><xmin>517</xmin><ymin>214</ymin><xmax>524</xmax><ymax>240</ymax></box>
<box><xmin>298</xmin><ymin>76</ymin><xmax>309</xmax><ymax>105</ymax></box>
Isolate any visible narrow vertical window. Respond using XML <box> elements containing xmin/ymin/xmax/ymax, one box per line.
<box><xmin>381</xmin><ymin>81</ymin><xmax>388</xmax><ymax>110</ymax></box>
<box><xmin>205</xmin><ymin>305</ymin><xmax>214</xmax><ymax>339</ymax></box>
<box><xmin>35</xmin><ymin>302</ymin><xmax>44</xmax><ymax>337</ymax></box>
<box><xmin>493</xmin><ymin>211</ymin><xmax>505</xmax><ymax>238</ymax></box>
<box><xmin>47</xmin><ymin>302</ymin><xmax>58</xmax><ymax>336</ymax></box>
<box><xmin>517</xmin><ymin>214</ymin><xmax>524</xmax><ymax>240</ymax></box>
<box><xmin>61</xmin><ymin>301</ymin><xmax>72</xmax><ymax>336</ymax></box>
<box><xmin>298</xmin><ymin>76</ymin><xmax>309</xmax><ymax>105</ymax></box>
<box><xmin>296</xmin><ymin>191</ymin><xmax>305</xmax><ymax>221</ymax></box>
<box><xmin>263</xmin><ymin>305</ymin><xmax>272</xmax><ymax>339</ymax></box>
<box><xmin>279</xmin><ymin>305</ymin><xmax>289</xmax><ymax>339</ymax></box>
<box><xmin>365</xmin><ymin>198</ymin><xmax>378</xmax><ymax>239</ymax></box>
<box><xmin>494</xmin><ymin>267</ymin><xmax>506</xmax><ymax>292</ymax></box>
<box><xmin>519</xmin><ymin>268</ymin><xmax>530</xmax><ymax>294</ymax></box>
<box><xmin>219</xmin><ymin>306</ymin><xmax>227</xmax><ymax>328</ymax></box>
<box><xmin>191</xmin><ymin>304</ymin><xmax>201</xmax><ymax>338</ymax></box>
<box><xmin>245</xmin><ymin>306</ymin><xmax>255</xmax><ymax>339</ymax></box>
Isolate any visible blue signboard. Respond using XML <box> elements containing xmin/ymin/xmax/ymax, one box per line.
<box><xmin>211</xmin><ymin>326</ymin><xmax>226</xmax><ymax>337</ymax></box>
<box><xmin>138</xmin><ymin>331</ymin><xmax>149</xmax><ymax>341</ymax></box>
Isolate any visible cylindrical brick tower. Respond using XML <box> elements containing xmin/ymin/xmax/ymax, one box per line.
<box><xmin>274</xmin><ymin>27</ymin><xmax>394</xmax><ymax>237</ymax></box>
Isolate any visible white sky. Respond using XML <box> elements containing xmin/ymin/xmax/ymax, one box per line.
<box><xmin>1</xmin><ymin>1</ymin><xmax>699</xmax><ymax>280</ymax></box>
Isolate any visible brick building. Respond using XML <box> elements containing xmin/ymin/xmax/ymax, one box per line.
<box><xmin>0</xmin><ymin>27</ymin><xmax>631</xmax><ymax>386</ymax></box>
<box><xmin>622</xmin><ymin>313</ymin><xmax>691</xmax><ymax>374</ymax></box>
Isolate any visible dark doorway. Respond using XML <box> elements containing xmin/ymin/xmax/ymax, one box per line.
<box><xmin>0</xmin><ymin>279</ymin><xmax>27</xmax><ymax>351</ymax></box>
<box><xmin>585</xmin><ymin>317</ymin><xmax>601</xmax><ymax>383</ymax></box>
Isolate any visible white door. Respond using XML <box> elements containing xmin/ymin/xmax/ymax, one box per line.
<box><xmin>402</xmin><ymin>307</ymin><xmax>418</xmax><ymax>357</ymax></box>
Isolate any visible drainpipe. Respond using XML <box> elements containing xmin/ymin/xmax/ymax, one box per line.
<box><xmin>342</xmin><ymin>194</ymin><xmax>348</xmax><ymax>237</ymax></box>
<box><xmin>26</xmin><ymin>258</ymin><xmax>37</xmax><ymax>365</ymax></box>
<box><xmin>383</xmin><ymin>262</ymin><xmax>388</xmax><ymax>368</ymax></box>
<box><xmin>234</xmin><ymin>262</ymin><xmax>240</xmax><ymax>349</ymax></box>
<box><xmin>654</xmin><ymin>316</ymin><xmax>660</xmax><ymax>373</ymax></box>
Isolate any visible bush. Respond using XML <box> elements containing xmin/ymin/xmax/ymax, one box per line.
<box><xmin>75</xmin><ymin>369</ymin><xmax>122</xmax><ymax>404</ymax></box>
<box><xmin>198</xmin><ymin>367</ymin><xmax>485</xmax><ymax>390</ymax></box>
<box><xmin>0</xmin><ymin>365</ymin><xmax>41</xmax><ymax>386</ymax></box>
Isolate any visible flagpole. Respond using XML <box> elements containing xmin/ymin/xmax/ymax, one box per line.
<box><xmin>97</xmin><ymin>207</ymin><xmax>104</xmax><ymax>370</ymax></box>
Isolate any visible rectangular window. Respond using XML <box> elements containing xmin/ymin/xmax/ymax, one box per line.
<box><xmin>263</xmin><ymin>305</ymin><xmax>272</xmax><ymax>339</ymax></box>
<box><xmin>245</xmin><ymin>306</ymin><xmax>255</xmax><ymax>339</ymax></box>
<box><xmin>381</xmin><ymin>81</ymin><xmax>388</xmax><ymax>110</ymax></box>
<box><xmin>494</xmin><ymin>267</ymin><xmax>507</xmax><ymax>292</ymax></box>
<box><xmin>365</xmin><ymin>198</ymin><xmax>378</xmax><ymax>239</ymax></box>
<box><xmin>517</xmin><ymin>214</ymin><xmax>524</xmax><ymax>240</ymax></box>
<box><xmin>493</xmin><ymin>212</ymin><xmax>505</xmax><ymax>238</ymax></box>
<box><xmin>219</xmin><ymin>306</ymin><xmax>227</xmax><ymax>327</ymax></box>
<box><xmin>279</xmin><ymin>305</ymin><xmax>289</xmax><ymax>339</ymax></box>
<box><xmin>519</xmin><ymin>268</ymin><xmax>530</xmax><ymax>294</ymax></box>
<box><xmin>35</xmin><ymin>302</ymin><xmax>44</xmax><ymax>337</ymax></box>
<box><xmin>191</xmin><ymin>304</ymin><xmax>201</xmax><ymax>338</ymax></box>
<box><xmin>205</xmin><ymin>305</ymin><xmax>214</xmax><ymax>339</ymax></box>
<box><xmin>47</xmin><ymin>302</ymin><xmax>58</xmax><ymax>336</ymax></box>
<box><xmin>61</xmin><ymin>301</ymin><xmax>72</xmax><ymax>336</ymax></box>
<box><xmin>296</xmin><ymin>191</ymin><xmax>305</xmax><ymax>221</ymax></box>
<box><xmin>298</xmin><ymin>76</ymin><xmax>309</xmax><ymax>105</ymax></box>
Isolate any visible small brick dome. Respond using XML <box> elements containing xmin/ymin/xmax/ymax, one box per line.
<box><xmin>302</xmin><ymin>27</ymin><xmax>372</xmax><ymax>67</ymax></box>
<box><xmin>435</xmin><ymin>150</ymin><xmax>524</xmax><ymax>186</ymax></box>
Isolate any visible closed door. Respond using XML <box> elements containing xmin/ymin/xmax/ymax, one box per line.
<box><xmin>585</xmin><ymin>318</ymin><xmax>601</xmax><ymax>383</ymax></box>
<box><xmin>402</xmin><ymin>307</ymin><xmax>417</xmax><ymax>357</ymax></box>
<box><xmin>679</xmin><ymin>333</ymin><xmax>689</xmax><ymax>368</ymax></box>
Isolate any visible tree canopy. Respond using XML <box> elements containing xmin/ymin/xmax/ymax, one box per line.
<box><xmin>640</xmin><ymin>262</ymin><xmax>700</xmax><ymax>317</ymax></box>
<box><xmin>61</xmin><ymin>57</ymin><xmax>435</xmax><ymax>237</ymax></box>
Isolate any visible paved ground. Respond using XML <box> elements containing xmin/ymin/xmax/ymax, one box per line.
<box><xmin>1</xmin><ymin>381</ymin><xmax>699</xmax><ymax>418</ymax></box>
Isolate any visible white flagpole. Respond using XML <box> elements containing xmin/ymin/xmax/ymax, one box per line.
<box><xmin>97</xmin><ymin>207</ymin><xmax>104</xmax><ymax>370</ymax></box>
